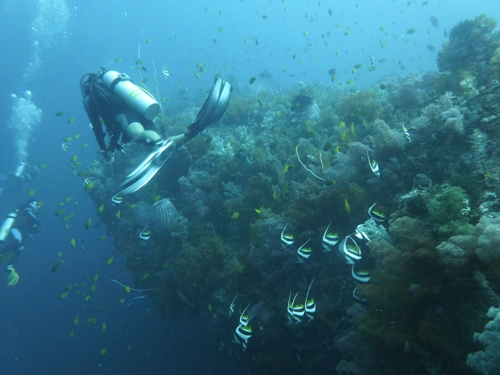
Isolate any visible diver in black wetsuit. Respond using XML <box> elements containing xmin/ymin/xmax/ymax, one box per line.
<box><xmin>0</xmin><ymin>199</ymin><xmax>41</xmax><ymax>286</ymax></box>
<box><xmin>0</xmin><ymin>162</ymin><xmax>39</xmax><ymax>194</ymax></box>
<box><xmin>81</xmin><ymin>69</ymin><xmax>164</xmax><ymax>162</ymax></box>
<box><xmin>81</xmin><ymin>68</ymin><xmax>233</xmax><ymax>199</ymax></box>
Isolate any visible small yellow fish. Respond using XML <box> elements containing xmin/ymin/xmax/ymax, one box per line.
<box><xmin>303</xmin><ymin>31</ymin><xmax>309</xmax><ymax>36</ymax></box>
<box><xmin>97</xmin><ymin>204</ymin><xmax>104</xmax><ymax>213</ymax></box>
<box><xmin>55</xmin><ymin>111</ymin><xmax>64</xmax><ymax>116</ymax></box>
<box><xmin>115</xmin><ymin>57</ymin><xmax>122</xmax><ymax>63</ymax></box>
<box><xmin>161</xmin><ymin>260</ymin><xmax>168</xmax><ymax>269</ymax></box>
<box><xmin>38</xmin><ymin>164</ymin><xmax>47</xmax><ymax>169</ymax></box>
<box><xmin>74</xmin><ymin>134</ymin><xmax>80</xmax><ymax>139</ymax></box>
<box><xmin>146</xmin><ymin>38</ymin><xmax>152</xmax><ymax>44</ymax></box>
<box><xmin>350</xmin><ymin>123</ymin><xmax>355</xmax><ymax>134</ymax></box>
<box><xmin>102</xmin><ymin>323</ymin><xmax>107</xmax><ymax>332</ymax></box>
<box><xmin>67</xmin><ymin>117</ymin><xmax>75</xmax><ymax>123</ymax></box>
<box><xmin>344</xmin><ymin>199</ymin><xmax>351</xmax><ymax>214</ymax></box>
<box><xmin>208</xmin><ymin>304</ymin><xmax>212</xmax><ymax>312</ymax></box>
<box><xmin>65</xmin><ymin>197</ymin><xmax>72</xmax><ymax>203</ymax></box>
<box><xmin>254</xmin><ymin>208</ymin><xmax>261</xmax><ymax>215</ymax></box>
<box><xmin>55</xmin><ymin>208</ymin><xmax>65</xmax><ymax>216</ymax></box>
<box><xmin>65</xmin><ymin>137</ymin><xmax>73</xmax><ymax>142</ymax></box>
<box><xmin>100</xmin><ymin>347</ymin><xmax>107</xmax><ymax>356</ymax></box>
<box><xmin>68</xmin><ymin>331</ymin><xmax>74</xmax><ymax>339</ymax></box>
<box><xmin>120</xmin><ymin>298</ymin><xmax>125</xmax><ymax>304</ymax></box>
<box><xmin>85</xmin><ymin>295</ymin><xmax>91</xmax><ymax>302</ymax></box>
<box><xmin>81</xmin><ymin>143</ymin><xmax>89</xmax><ymax>148</ymax></box>
<box><xmin>28</xmin><ymin>190</ymin><xmax>35</xmax><ymax>196</ymax></box>
<box><xmin>70</xmin><ymin>238</ymin><xmax>76</xmax><ymax>248</ymax></box>
<box><xmin>125</xmin><ymin>286</ymin><xmax>131</xmax><ymax>293</ymax></box>
<box><xmin>100</xmin><ymin>235</ymin><xmax>107</xmax><ymax>241</ymax></box>
<box><xmin>90</xmin><ymin>284</ymin><xmax>96</xmax><ymax>293</ymax></box>
<box><xmin>73</xmin><ymin>316</ymin><xmax>79</xmax><ymax>325</ymax></box>
<box><xmin>60</xmin><ymin>292</ymin><xmax>69</xmax><ymax>300</ymax></box>
<box><xmin>71</xmin><ymin>155</ymin><xmax>78</xmax><ymax>163</ymax></box>
<box><xmin>115</xmin><ymin>210</ymin><xmax>121</xmax><ymax>219</ymax></box>
<box><xmin>231</xmin><ymin>212</ymin><xmax>240</xmax><ymax>219</ymax></box>
<box><xmin>57</xmin><ymin>252</ymin><xmax>62</xmax><ymax>257</ymax></box>
<box><xmin>85</xmin><ymin>219</ymin><xmax>91</xmax><ymax>229</ymax></box>
<box><xmin>93</xmin><ymin>274</ymin><xmax>98</xmax><ymax>283</ymax></box>
<box><xmin>106</xmin><ymin>257</ymin><xmax>114</xmax><ymax>266</ymax></box>
<box><xmin>352</xmin><ymin>68</ymin><xmax>357</xmax><ymax>74</ymax></box>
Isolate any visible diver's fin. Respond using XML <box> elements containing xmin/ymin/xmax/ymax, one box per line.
<box><xmin>117</xmin><ymin>139</ymin><xmax>175</xmax><ymax>196</ymax></box>
<box><xmin>185</xmin><ymin>78</ymin><xmax>232</xmax><ymax>141</ymax></box>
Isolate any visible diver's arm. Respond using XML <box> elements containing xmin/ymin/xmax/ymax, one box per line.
<box><xmin>83</xmin><ymin>97</ymin><xmax>107</xmax><ymax>152</ymax></box>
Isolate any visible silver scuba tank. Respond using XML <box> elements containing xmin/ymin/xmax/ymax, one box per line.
<box><xmin>102</xmin><ymin>70</ymin><xmax>161</xmax><ymax>120</ymax></box>
<box><xmin>0</xmin><ymin>210</ymin><xmax>18</xmax><ymax>243</ymax></box>
<box><xmin>14</xmin><ymin>162</ymin><xmax>26</xmax><ymax>178</ymax></box>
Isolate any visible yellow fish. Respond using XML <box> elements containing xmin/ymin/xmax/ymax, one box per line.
<box><xmin>74</xmin><ymin>134</ymin><xmax>80</xmax><ymax>139</ymax></box>
<box><xmin>100</xmin><ymin>235</ymin><xmax>107</xmax><ymax>241</ymax></box>
<box><xmin>344</xmin><ymin>199</ymin><xmax>350</xmax><ymax>214</ymax></box>
<box><xmin>65</xmin><ymin>137</ymin><xmax>73</xmax><ymax>142</ymax></box>
<box><xmin>120</xmin><ymin>298</ymin><xmax>125</xmax><ymax>304</ymax></box>
<box><xmin>70</xmin><ymin>238</ymin><xmax>76</xmax><ymax>248</ymax></box>
<box><xmin>60</xmin><ymin>292</ymin><xmax>69</xmax><ymax>300</ymax></box>
<box><xmin>102</xmin><ymin>323</ymin><xmax>107</xmax><ymax>332</ymax></box>
<box><xmin>90</xmin><ymin>284</ymin><xmax>96</xmax><ymax>293</ymax></box>
<box><xmin>100</xmin><ymin>347</ymin><xmax>107</xmax><ymax>356</ymax></box>
<box><xmin>67</xmin><ymin>117</ymin><xmax>75</xmax><ymax>123</ymax></box>
<box><xmin>93</xmin><ymin>274</ymin><xmax>98</xmax><ymax>283</ymax></box>
<box><xmin>115</xmin><ymin>57</ymin><xmax>122</xmax><ymax>63</ymax></box>
<box><xmin>38</xmin><ymin>164</ymin><xmax>47</xmax><ymax>169</ymax></box>
<box><xmin>85</xmin><ymin>219</ymin><xmax>91</xmax><ymax>229</ymax></box>
<box><xmin>146</xmin><ymin>38</ymin><xmax>152</xmax><ymax>44</ymax></box>
<box><xmin>124</xmin><ymin>286</ymin><xmax>131</xmax><ymax>293</ymax></box>
<box><xmin>28</xmin><ymin>190</ymin><xmax>35</xmax><ymax>196</ymax></box>
<box><xmin>65</xmin><ymin>197</ymin><xmax>72</xmax><ymax>202</ymax></box>
<box><xmin>106</xmin><ymin>257</ymin><xmax>114</xmax><ymax>266</ymax></box>
<box><xmin>71</xmin><ymin>155</ymin><xmax>78</xmax><ymax>163</ymax></box>
<box><xmin>97</xmin><ymin>204</ymin><xmax>104</xmax><ymax>213</ymax></box>
<box><xmin>73</xmin><ymin>316</ymin><xmax>79</xmax><ymax>325</ymax></box>
<box><xmin>55</xmin><ymin>208</ymin><xmax>65</xmax><ymax>216</ymax></box>
<box><xmin>68</xmin><ymin>331</ymin><xmax>74</xmax><ymax>339</ymax></box>
<box><xmin>81</xmin><ymin>143</ymin><xmax>89</xmax><ymax>148</ymax></box>
<box><xmin>231</xmin><ymin>212</ymin><xmax>239</xmax><ymax>219</ymax></box>
<box><xmin>115</xmin><ymin>210</ymin><xmax>121</xmax><ymax>219</ymax></box>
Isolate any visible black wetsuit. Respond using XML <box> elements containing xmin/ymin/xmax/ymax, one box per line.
<box><xmin>0</xmin><ymin>206</ymin><xmax>41</xmax><ymax>264</ymax></box>
<box><xmin>82</xmin><ymin>73</ymin><xmax>156</xmax><ymax>153</ymax></box>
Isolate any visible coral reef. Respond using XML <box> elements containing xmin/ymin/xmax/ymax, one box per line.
<box><xmin>79</xmin><ymin>15</ymin><xmax>500</xmax><ymax>375</ymax></box>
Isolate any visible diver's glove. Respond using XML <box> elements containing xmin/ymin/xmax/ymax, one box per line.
<box><xmin>6</xmin><ymin>265</ymin><xmax>19</xmax><ymax>286</ymax></box>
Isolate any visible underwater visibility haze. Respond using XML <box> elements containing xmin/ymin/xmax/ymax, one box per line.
<box><xmin>1</xmin><ymin>0</ymin><xmax>500</xmax><ymax>374</ymax></box>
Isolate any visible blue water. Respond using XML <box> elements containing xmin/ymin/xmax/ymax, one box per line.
<box><xmin>1</xmin><ymin>0</ymin><xmax>499</xmax><ymax>374</ymax></box>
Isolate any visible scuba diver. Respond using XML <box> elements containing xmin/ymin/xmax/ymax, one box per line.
<box><xmin>81</xmin><ymin>68</ymin><xmax>232</xmax><ymax>201</ymax></box>
<box><xmin>0</xmin><ymin>199</ymin><xmax>41</xmax><ymax>286</ymax></box>
<box><xmin>0</xmin><ymin>162</ymin><xmax>39</xmax><ymax>194</ymax></box>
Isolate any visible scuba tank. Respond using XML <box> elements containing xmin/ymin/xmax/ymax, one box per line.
<box><xmin>102</xmin><ymin>70</ymin><xmax>161</xmax><ymax>120</ymax></box>
<box><xmin>14</xmin><ymin>162</ymin><xmax>26</xmax><ymax>179</ymax></box>
<box><xmin>0</xmin><ymin>210</ymin><xmax>18</xmax><ymax>243</ymax></box>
